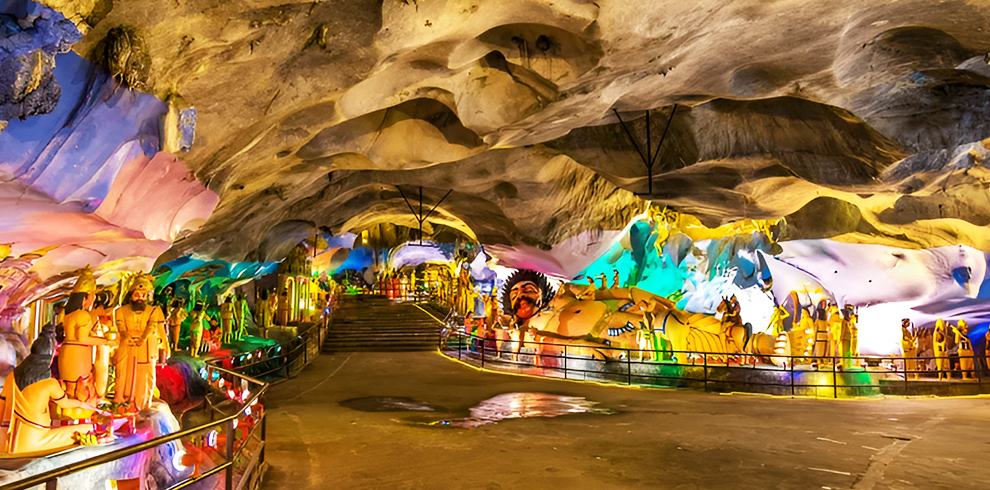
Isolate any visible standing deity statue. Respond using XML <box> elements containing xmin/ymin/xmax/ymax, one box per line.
<box><xmin>113</xmin><ymin>275</ymin><xmax>168</xmax><ymax>411</ymax></box>
<box><xmin>933</xmin><ymin>319</ymin><xmax>950</xmax><ymax>380</ymax></box>
<box><xmin>257</xmin><ymin>289</ymin><xmax>271</xmax><ymax>338</ymax></box>
<box><xmin>234</xmin><ymin>292</ymin><xmax>249</xmax><ymax>341</ymax></box>
<box><xmin>168</xmin><ymin>298</ymin><xmax>188</xmax><ymax>352</ymax></box>
<box><xmin>952</xmin><ymin>319</ymin><xmax>974</xmax><ymax>380</ymax></box>
<box><xmin>901</xmin><ymin>319</ymin><xmax>918</xmax><ymax>380</ymax></box>
<box><xmin>58</xmin><ymin>267</ymin><xmax>113</xmax><ymax>417</ymax></box>
<box><xmin>189</xmin><ymin>303</ymin><xmax>206</xmax><ymax>356</ymax></box>
<box><xmin>220</xmin><ymin>296</ymin><xmax>234</xmax><ymax>344</ymax></box>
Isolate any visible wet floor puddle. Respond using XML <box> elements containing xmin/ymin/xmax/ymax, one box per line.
<box><xmin>341</xmin><ymin>392</ymin><xmax>612</xmax><ymax>428</ymax></box>
<box><xmin>339</xmin><ymin>396</ymin><xmax>437</xmax><ymax>412</ymax></box>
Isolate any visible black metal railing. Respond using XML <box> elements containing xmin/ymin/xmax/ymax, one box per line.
<box><xmin>440</xmin><ymin>331</ymin><xmax>989</xmax><ymax>398</ymax></box>
<box><xmin>210</xmin><ymin>321</ymin><xmax>327</xmax><ymax>380</ymax></box>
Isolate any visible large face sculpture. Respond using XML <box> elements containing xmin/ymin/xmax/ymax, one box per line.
<box><xmin>510</xmin><ymin>281</ymin><xmax>543</xmax><ymax>320</ymax></box>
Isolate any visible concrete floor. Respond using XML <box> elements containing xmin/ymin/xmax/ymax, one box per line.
<box><xmin>262</xmin><ymin>351</ymin><xmax>989</xmax><ymax>490</ymax></box>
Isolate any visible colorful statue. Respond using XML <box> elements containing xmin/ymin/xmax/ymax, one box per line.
<box><xmin>455</xmin><ymin>262</ymin><xmax>473</xmax><ymax>316</ymax></box>
<box><xmin>112</xmin><ymin>274</ymin><xmax>168</xmax><ymax>411</ymax></box>
<box><xmin>168</xmin><ymin>298</ymin><xmax>188</xmax><ymax>352</ymax></box>
<box><xmin>812</xmin><ymin>301</ymin><xmax>831</xmax><ymax>360</ymax></box>
<box><xmin>840</xmin><ymin>305</ymin><xmax>859</xmax><ymax>369</ymax></box>
<box><xmin>0</xmin><ymin>328</ymin><xmax>103</xmax><ymax>454</ymax></box>
<box><xmin>58</xmin><ymin>266</ymin><xmax>112</xmax><ymax>416</ymax></box>
<box><xmin>189</xmin><ymin>302</ymin><xmax>206</xmax><ymax>356</ymax></box>
<box><xmin>933</xmin><ymin>319</ymin><xmax>950</xmax><ymax>380</ymax></box>
<box><xmin>234</xmin><ymin>292</ymin><xmax>249</xmax><ymax>341</ymax></box>
<box><xmin>901</xmin><ymin>319</ymin><xmax>918</xmax><ymax>380</ymax></box>
<box><xmin>499</xmin><ymin>269</ymin><xmax>738</xmax><ymax>363</ymax></box>
<box><xmin>715</xmin><ymin>295</ymin><xmax>748</xmax><ymax>354</ymax></box>
<box><xmin>220</xmin><ymin>296</ymin><xmax>234</xmax><ymax>344</ymax></box>
<box><xmin>952</xmin><ymin>319</ymin><xmax>974</xmax><ymax>380</ymax></box>
<box><xmin>256</xmin><ymin>290</ymin><xmax>270</xmax><ymax>338</ymax></box>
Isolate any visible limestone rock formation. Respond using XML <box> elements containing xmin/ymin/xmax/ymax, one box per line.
<box><xmin>5</xmin><ymin>0</ymin><xmax>990</xmax><ymax>263</ymax></box>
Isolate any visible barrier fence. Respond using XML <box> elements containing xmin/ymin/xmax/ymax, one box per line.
<box><xmin>441</xmin><ymin>331</ymin><xmax>990</xmax><ymax>398</ymax></box>
<box><xmin>1</xmin><ymin>321</ymin><xmax>328</xmax><ymax>490</ymax></box>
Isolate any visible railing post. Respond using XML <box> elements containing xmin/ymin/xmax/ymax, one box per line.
<box><xmin>832</xmin><ymin>356</ymin><xmax>838</xmax><ymax>399</ymax></box>
<box><xmin>563</xmin><ymin>345</ymin><xmax>568</xmax><ymax>380</ymax></box>
<box><xmin>225</xmin><ymin>418</ymin><xmax>235</xmax><ymax>490</ymax></box>
<box><xmin>480</xmin><ymin>335</ymin><xmax>485</xmax><ymax>369</ymax></box>
<box><xmin>790</xmin><ymin>357</ymin><xmax>794</xmax><ymax>396</ymax></box>
<box><xmin>904</xmin><ymin>357</ymin><xmax>908</xmax><ymax>395</ymax></box>
<box><xmin>978</xmin><ymin>354</ymin><xmax>983</xmax><ymax>391</ymax></box>
<box><xmin>627</xmin><ymin>350</ymin><xmax>632</xmax><ymax>385</ymax></box>
<box><xmin>260</xmin><ymin>411</ymin><xmax>267</xmax><ymax>464</ymax></box>
<box><xmin>45</xmin><ymin>478</ymin><xmax>56</xmax><ymax>490</ymax></box>
<box><xmin>703</xmin><ymin>353</ymin><xmax>708</xmax><ymax>392</ymax></box>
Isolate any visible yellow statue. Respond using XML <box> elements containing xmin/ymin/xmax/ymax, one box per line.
<box><xmin>167</xmin><ymin>298</ymin><xmax>188</xmax><ymax>352</ymax></box>
<box><xmin>900</xmin><ymin>319</ymin><xmax>918</xmax><ymax>380</ymax></box>
<box><xmin>768</xmin><ymin>304</ymin><xmax>789</xmax><ymax>337</ymax></box>
<box><xmin>220</xmin><ymin>296</ymin><xmax>234</xmax><ymax>344</ymax></box>
<box><xmin>58</xmin><ymin>267</ymin><xmax>112</xmax><ymax>418</ymax></box>
<box><xmin>933</xmin><ymin>319</ymin><xmax>950</xmax><ymax>380</ymax></box>
<box><xmin>840</xmin><ymin>306</ymin><xmax>859</xmax><ymax>369</ymax></box>
<box><xmin>0</xmin><ymin>329</ymin><xmax>103</xmax><ymax>454</ymax></box>
<box><xmin>189</xmin><ymin>303</ymin><xmax>206</xmax><ymax>356</ymax></box>
<box><xmin>500</xmin><ymin>270</ymin><xmax>731</xmax><ymax>363</ymax></box>
<box><xmin>113</xmin><ymin>275</ymin><xmax>167</xmax><ymax>411</ymax></box>
<box><xmin>952</xmin><ymin>319</ymin><xmax>974</xmax><ymax>380</ymax></box>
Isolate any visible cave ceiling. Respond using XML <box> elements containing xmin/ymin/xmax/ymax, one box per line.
<box><xmin>16</xmin><ymin>0</ymin><xmax>990</xmax><ymax>263</ymax></box>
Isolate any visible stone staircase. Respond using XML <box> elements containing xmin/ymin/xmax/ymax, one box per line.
<box><xmin>323</xmin><ymin>295</ymin><xmax>444</xmax><ymax>352</ymax></box>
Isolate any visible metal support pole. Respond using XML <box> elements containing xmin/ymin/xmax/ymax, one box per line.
<box><xmin>790</xmin><ymin>358</ymin><xmax>795</xmax><ymax>396</ymax></box>
<box><xmin>904</xmin><ymin>357</ymin><xmax>908</xmax><ymax>395</ymax></box>
<box><xmin>833</xmin><ymin>356</ymin><xmax>838</xmax><ymax>399</ymax></box>
<box><xmin>225</xmin><ymin>418</ymin><xmax>235</xmax><ymax>490</ymax></box>
<box><xmin>703</xmin><ymin>354</ymin><xmax>708</xmax><ymax>392</ymax></box>
<box><xmin>627</xmin><ymin>350</ymin><xmax>632</xmax><ymax>385</ymax></box>
<box><xmin>260</xmin><ymin>413</ymin><xmax>267</xmax><ymax>464</ymax></box>
<box><xmin>563</xmin><ymin>345</ymin><xmax>568</xmax><ymax>380</ymax></box>
<box><xmin>480</xmin><ymin>337</ymin><xmax>485</xmax><ymax>369</ymax></box>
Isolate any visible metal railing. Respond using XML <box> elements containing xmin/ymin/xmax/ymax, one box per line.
<box><xmin>440</xmin><ymin>331</ymin><xmax>990</xmax><ymax>398</ymax></box>
<box><xmin>2</xmin><ymin>365</ymin><xmax>266</xmax><ymax>490</ymax></box>
<box><xmin>1</xmin><ymin>322</ymin><xmax>329</xmax><ymax>490</ymax></box>
<box><xmin>209</xmin><ymin>321</ymin><xmax>327</xmax><ymax>380</ymax></box>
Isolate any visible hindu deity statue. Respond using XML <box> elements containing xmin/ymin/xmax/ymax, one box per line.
<box><xmin>234</xmin><ymin>292</ymin><xmax>249</xmax><ymax>341</ymax></box>
<box><xmin>933</xmin><ymin>319</ymin><xmax>950</xmax><ymax>380</ymax></box>
<box><xmin>219</xmin><ymin>296</ymin><xmax>235</xmax><ymax>344</ymax></box>
<box><xmin>0</xmin><ymin>328</ymin><xmax>104</xmax><ymax>454</ymax></box>
<box><xmin>58</xmin><ymin>266</ymin><xmax>113</xmax><ymax>417</ymax></box>
<box><xmin>952</xmin><ymin>319</ymin><xmax>974</xmax><ymax>379</ymax></box>
<box><xmin>168</xmin><ymin>298</ymin><xmax>188</xmax><ymax>351</ymax></box>
<box><xmin>189</xmin><ymin>302</ymin><xmax>206</xmax><ymax>356</ymax></box>
<box><xmin>112</xmin><ymin>274</ymin><xmax>168</xmax><ymax>411</ymax></box>
<box><xmin>901</xmin><ymin>319</ymin><xmax>918</xmax><ymax>380</ymax></box>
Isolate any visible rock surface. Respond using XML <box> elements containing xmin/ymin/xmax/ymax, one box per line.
<box><xmin>16</xmin><ymin>0</ymin><xmax>990</xmax><ymax>260</ymax></box>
